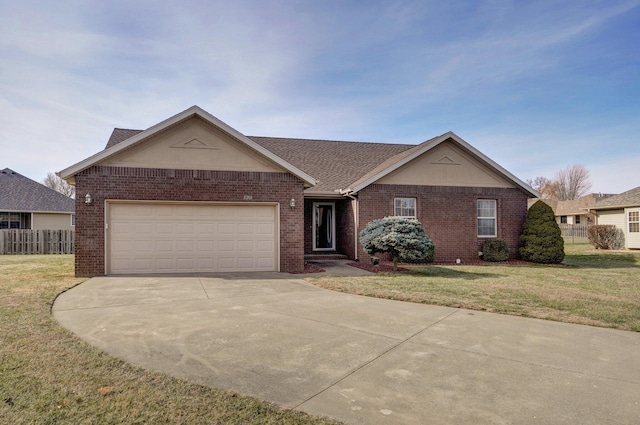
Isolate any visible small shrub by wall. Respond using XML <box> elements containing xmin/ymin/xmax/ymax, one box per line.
<box><xmin>482</xmin><ymin>239</ymin><xmax>509</xmax><ymax>262</ymax></box>
<box><xmin>588</xmin><ymin>225</ymin><xmax>625</xmax><ymax>250</ymax></box>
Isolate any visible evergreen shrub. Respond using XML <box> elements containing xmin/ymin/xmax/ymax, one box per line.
<box><xmin>519</xmin><ymin>200</ymin><xmax>565</xmax><ymax>264</ymax></box>
<box><xmin>360</xmin><ymin>217</ymin><xmax>435</xmax><ymax>270</ymax></box>
<box><xmin>482</xmin><ymin>238</ymin><xmax>509</xmax><ymax>262</ymax></box>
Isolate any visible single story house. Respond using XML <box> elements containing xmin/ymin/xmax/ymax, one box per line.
<box><xmin>587</xmin><ymin>186</ymin><xmax>640</xmax><ymax>249</ymax></box>
<box><xmin>530</xmin><ymin>193</ymin><xmax>614</xmax><ymax>225</ymax></box>
<box><xmin>59</xmin><ymin>106</ymin><xmax>538</xmax><ymax>276</ymax></box>
<box><xmin>0</xmin><ymin>168</ymin><xmax>75</xmax><ymax>230</ymax></box>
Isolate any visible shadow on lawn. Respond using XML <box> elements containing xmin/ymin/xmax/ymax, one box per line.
<box><xmin>564</xmin><ymin>253</ymin><xmax>640</xmax><ymax>269</ymax></box>
<box><xmin>410</xmin><ymin>266</ymin><xmax>504</xmax><ymax>280</ymax></box>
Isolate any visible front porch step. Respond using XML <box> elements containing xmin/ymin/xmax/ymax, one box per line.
<box><xmin>305</xmin><ymin>254</ymin><xmax>348</xmax><ymax>261</ymax></box>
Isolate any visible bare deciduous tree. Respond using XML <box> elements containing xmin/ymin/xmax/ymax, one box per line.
<box><xmin>528</xmin><ymin>164</ymin><xmax>592</xmax><ymax>201</ymax></box>
<box><xmin>42</xmin><ymin>172</ymin><xmax>75</xmax><ymax>198</ymax></box>
<box><xmin>526</xmin><ymin>176</ymin><xmax>557</xmax><ymax>199</ymax></box>
<box><xmin>553</xmin><ymin>164</ymin><xmax>592</xmax><ymax>201</ymax></box>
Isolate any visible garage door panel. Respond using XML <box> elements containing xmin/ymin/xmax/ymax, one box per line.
<box><xmin>109</xmin><ymin>203</ymin><xmax>277</xmax><ymax>274</ymax></box>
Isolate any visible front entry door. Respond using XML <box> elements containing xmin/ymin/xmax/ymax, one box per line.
<box><xmin>313</xmin><ymin>202</ymin><xmax>336</xmax><ymax>251</ymax></box>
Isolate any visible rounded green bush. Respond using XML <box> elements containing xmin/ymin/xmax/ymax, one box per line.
<box><xmin>519</xmin><ymin>200</ymin><xmax>565</xmax><ymax>264</ymax></box>
<box><xmin>482</xmin><ymin>238</ymin><xmax>509</xmax><ymax>262</ymax></box>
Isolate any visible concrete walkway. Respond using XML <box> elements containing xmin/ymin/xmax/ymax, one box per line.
<box><xmin>53</xmin><ymin>274</ymin><xmax>640</xmax><ymax>425</ymax></box>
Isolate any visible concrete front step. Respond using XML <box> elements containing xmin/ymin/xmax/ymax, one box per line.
<box><xmin>304</xmin><ymin>254</ymin><xmax>348</xmax><ymax>261</ymax></box>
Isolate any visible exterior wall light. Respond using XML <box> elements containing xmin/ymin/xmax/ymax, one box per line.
<box><xmin>289</xmin><ymin>198</ymin><xmax>296</xmax><ymax>208</ymax></box>
<box><xmin>85</xmin><ymin>193</ymin><xmax>92</xmax><ymax>204</ymax></box>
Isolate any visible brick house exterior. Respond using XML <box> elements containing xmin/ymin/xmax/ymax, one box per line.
<box><xmin>60</xmin><ymin>106</ymin><xmax>537</xmax><ymax>277</ymax></box>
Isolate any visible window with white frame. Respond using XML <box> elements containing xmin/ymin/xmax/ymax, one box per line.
<box><xmin>477</xmin><ymin>199</ymin><xmax>496</xmax><ymax>237</ymax></box>
<box><xmin>394</xmin><ymin>198</ymin><xmax>416</xmax><ymax>217</ymax></box>
<box><xmin>629</xmin><ymin>211</ymin><xmax>639</xmax><ymax>233</ymax></box>
<box><xmin>71</xmin><ymin>214</ymin><xmax>76</xmax><ymax>226</ymax></box>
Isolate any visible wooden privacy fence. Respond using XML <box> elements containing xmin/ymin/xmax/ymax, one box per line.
<box><xmin>559</xmin><ymin>224</ymin><xmax>588</xmax><ymax>241</ymax></box>
<box><xmin>0</xmin><ymin>229</ymin><xmax>74</xmax><ymax>254</ymax></box>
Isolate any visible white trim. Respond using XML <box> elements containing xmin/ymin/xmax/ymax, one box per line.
<box><xmin>59</xmin><ymin>106</ymin><xmax>317</xmax><ymax>187</ymax></box>
<box><xmin>477</xmin><ymin>199</ymin><xmax>497</xmax><ymax>238</ymax></box>
<box><xmin>394</xmin><ymin>197</ymin><xmax>417</xmax><ymax>218</ymax></box>
<box><xmin>349</xmin><ymin>132</ymin><xmax>539</xmax><ymax>197</ymax></box>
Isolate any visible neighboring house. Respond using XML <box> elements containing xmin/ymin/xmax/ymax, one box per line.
<box><xmin>587</xmin><ymin>186</ymin><xmax>640</xmax><ymax>249</ymax></box>
<box><xmin>531</xmin><ymin>193</ymin><xmax>614</xmax><ymax>225</ymax></box>
<box><xmin>0</xmin><ymin>168</ymin><xmax>75</xmax><ymax>230</ymax></box>
<box><xmin>59</xmin><ymin>106</ymin><xmax>538</xmax><ymax>277</ymax></box>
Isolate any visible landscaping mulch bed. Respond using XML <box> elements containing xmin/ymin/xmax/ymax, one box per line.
<box><xmin>348</xmin><ymin>259</ymin><xmax>569</xmax><ymax>272</ymax></box>
<box><xmin>347</xmin><ymin>261</ymin><xmax>411</xmax><ymax>273</ymax></box>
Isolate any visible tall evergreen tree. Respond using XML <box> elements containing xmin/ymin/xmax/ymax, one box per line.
<box><xmin>519</xmin><ymin>201</ymin><xmax>565</xmax><ymax>263</ymax></box>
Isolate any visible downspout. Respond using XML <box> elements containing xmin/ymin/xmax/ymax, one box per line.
<box><xmin>341</xmin><ymin>189</ymin><xmax>359</xmax><ymax>261</ymax></box>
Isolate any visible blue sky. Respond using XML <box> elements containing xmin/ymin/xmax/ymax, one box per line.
<box><xmin>1</xmin><ymin>0</ymin><xmax>639</xmax><ymax>193</ymax></box>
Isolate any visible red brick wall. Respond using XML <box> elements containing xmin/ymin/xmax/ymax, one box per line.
<box><xmin>74</xmin><ymin>166</ymin><xmax>305</xmax><ymax>276</ymax></box>
<box><xmin>357</xmin><ymin>184</ymin><xmax>529</xmax><ymax>263</ymax></box>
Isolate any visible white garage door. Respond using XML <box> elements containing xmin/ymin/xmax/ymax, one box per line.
<box><xmin>108</xmin><ymin>203</ymin><xmax>278</xmax><ymax>274</ymax></box>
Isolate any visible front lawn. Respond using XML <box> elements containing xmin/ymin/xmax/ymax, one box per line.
<box><xmin>0</xmin><ymin>255</ymin><xmax>342</xmax><ymax>425</ymax></box>
<box><xmin>310</xmin><ymin>243</ymin><xmax>640</xmax><ymax>331</ymax></box>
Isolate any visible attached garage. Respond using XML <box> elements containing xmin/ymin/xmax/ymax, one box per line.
<box><xmin>107</xmin><ymin>202</ymin><xmax>278</xmax><ymax>274</ymax></box>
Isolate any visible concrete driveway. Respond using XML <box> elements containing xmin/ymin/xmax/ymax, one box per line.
<box><xmin>53</xmin><ymin>274</ymin><xmax>640</xmax><ymax>425</ymax></box>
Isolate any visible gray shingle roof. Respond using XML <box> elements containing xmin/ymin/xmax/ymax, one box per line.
<box><xmin>0</xmin><ymin>168</ymin><xmax>75</xmax><ymax>213</ymax></box>
<box><xmin>250</xmin><ymin>136</ymin><xmax>413</xmax><ymax>193</ymax></box>
<box><xmin>106</xmin><ymin>128</ymin><xmax>144</xmax><ymax>149</ymax></box>
<box><xmin>103</xmin><ymin>126</ymin><xmax>534</xmax><ymax>196</ymax></box>
<box><xmin>591</xmin><ymin>186</ymin><xmax>640</xmax><ymax>209</ymax></box>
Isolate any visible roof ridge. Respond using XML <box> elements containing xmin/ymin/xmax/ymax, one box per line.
<box><xmin>248</xmin><ymin>135</ymin><xmax>416</xmax><ymax>147</ymax></box>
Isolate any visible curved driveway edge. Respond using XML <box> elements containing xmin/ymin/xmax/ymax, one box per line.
<box><xmin>53</xmin><ymin>275</ymin><xmax>640</xmax><ymax>425</ymax></box>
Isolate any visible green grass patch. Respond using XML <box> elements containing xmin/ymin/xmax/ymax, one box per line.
<box><xmin>0</xmin><ymin>255</ymin><xmax>342</xmax><ymax>425</ymax></box>
<box><xmin>310</xmin><ymin>243</ymin><xmax>640</xmax><ymax>331</ymax></box>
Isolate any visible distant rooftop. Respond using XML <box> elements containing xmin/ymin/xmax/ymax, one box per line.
<box><xmin>0</xmin><ymin>168</ymin><xmax>75</xmax><ymax>212</ymax></box>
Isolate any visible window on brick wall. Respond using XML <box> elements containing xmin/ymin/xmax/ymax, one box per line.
<box><xmin>394</xmin><ymin>198</ymin><xmax>416</xmax><ymax>217</ymax></box>
<box><xmin>477</xmin><ymin>199</ymin><xmax>496</xmax><ymax>237</ymax></box>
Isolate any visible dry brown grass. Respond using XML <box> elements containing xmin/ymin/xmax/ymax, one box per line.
<box><xmin>310</xmin><ymin>243</ymin><xmax>640</xmax><ymax>331</ymax></box>
<box><xmin>0</xmin><ymin>255</ymin><xmax>343</xmax><ymax>425</ymax></box>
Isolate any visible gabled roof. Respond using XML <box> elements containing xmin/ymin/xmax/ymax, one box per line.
<box><xmin>63</xmin><ymin>106</ymin><xmax>538</xmax><ymax>198</ymax></box>
<box><xmin>589</xmin><ymin>186</ymin><xmax>640</xmax><ymax>210</ymax></box>
<box><xmin>346</xmin><ymin>132</ymin><xmax>538</xmax><ymax>197</ymax></box>
<box><xmin>0</xmin><ymin>168</ymin><xmax>75</xmax><ymax>213</ymax></box>
<box><xmin>58</xmin><ymin>106</ymin><xmax>317</xmax><ymax>187</ymax></box>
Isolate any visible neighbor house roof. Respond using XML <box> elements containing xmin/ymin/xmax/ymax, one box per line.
<box><xmin>62</xmin><ymin>106</ymin><xmax>538</xmax><ymax>198</ymax></box>
<box><xmin>589</xmin><ymin>187</ymin><xmax>640</xmax><ymax>210</ymax></box>
<box><xmin>0</xmin><ymin>168</ymin><xmax>75</xmax><ymax>213</ymax></box>
<box><xmin>534</xmin><ymin>193</ymin><xmax>615</xmax><ymax>216</ymax></box>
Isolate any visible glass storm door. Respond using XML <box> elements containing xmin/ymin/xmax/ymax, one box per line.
<box><xmin>313</xmin><ymin>202</ymin><xmax>336</xmax><ymax>251</ymax></box>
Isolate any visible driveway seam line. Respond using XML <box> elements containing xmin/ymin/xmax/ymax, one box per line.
<box><xmin>292</xmin><ymin>309</ymin><xmax>462</xmax><ymax>410</ymax></box>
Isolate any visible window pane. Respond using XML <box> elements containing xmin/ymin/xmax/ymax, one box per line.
<box><xmin>394</xmin><ymin>198</ymin><xmax>416</xmax><ymax>217</ymax></box>
<box><xmin>630</xmin><ymin>212</ymin><xmax>639</xmax><ymax>233</ymax></box>
<box><xmin>477</xmin><ymin>199</ymin><xmax>496</xmax><ymax>237</ymax></box>
<box><xmin>478</xmin><ymin>218</ymin><xmax>495</xmax><ymax>236</ymax></box>
<box><xmin>477</xmin><ymin>200</ymin><xmax>495</xmax><ymax>218</ymax></box>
